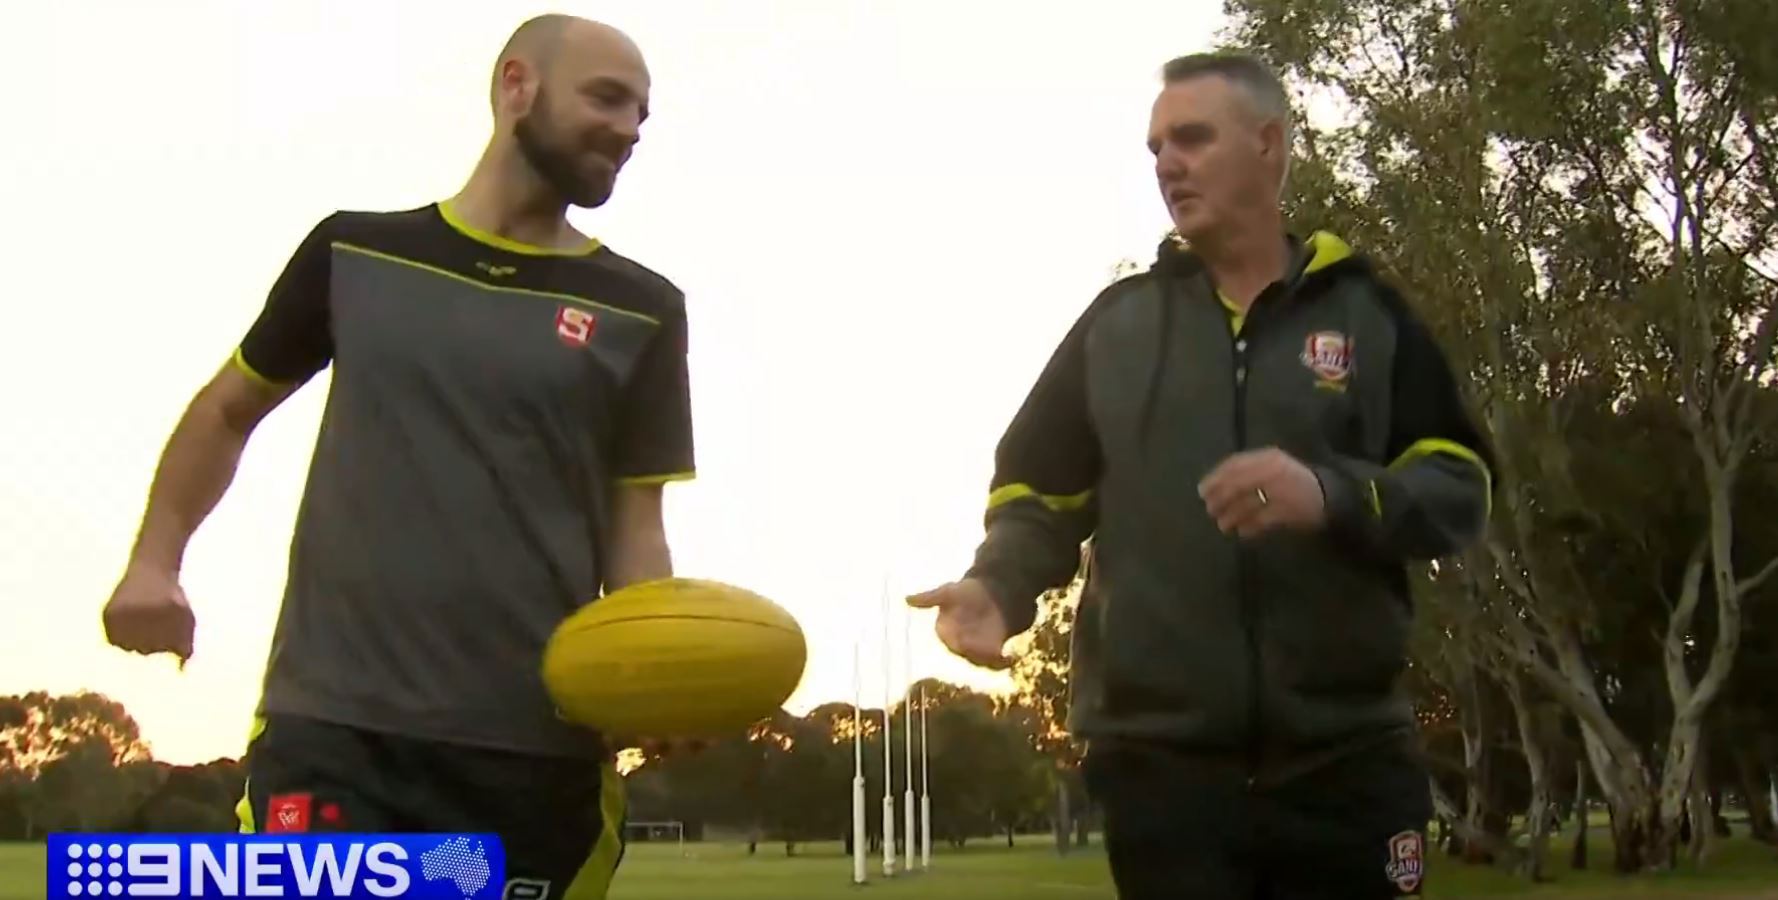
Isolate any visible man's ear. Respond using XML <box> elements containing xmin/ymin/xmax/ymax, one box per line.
<box><xmin>494</xmin><ymin>58</ymin><xmax>539</xmax><ymax>117</ymax></box>
<box><xmin>1258</xmin><ymin>118</ymin><xmax>1286</xmax><ymax>164</ymax></box>
<box><xmin>1259</xmin><ymin>118</ymin><xmax>1291</xmax><ymax>196</ymax></box>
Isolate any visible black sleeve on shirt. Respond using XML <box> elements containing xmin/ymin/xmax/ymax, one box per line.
<box><xmin>236</xmin><ymin>215</ymin><xmax>338</xmax><ymax>385</ymax></box>
<box><xmin>614</xmin><ymin>302</ymin><xmax>696</xmax><ymax>486</ymax></box>
<box><xmin>1312</xmin><ymin>283</ymin><xmax>1497</xmax><ymax>561</ymax></box>
<box><xmin>962</xmin><ymin>289</ymin><xmax>1113</xmax><ymax>635</ymax></box>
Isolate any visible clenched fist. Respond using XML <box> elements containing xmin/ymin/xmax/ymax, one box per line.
<box><xmin>1198</xmin><ymin>447</ymin><xmax>1329</xmax><ymax>539</ymax></box>
<box><xmin>102</xmin><ymin>565</ymin><xmax>195</xmax><ymax>663</ymax></box>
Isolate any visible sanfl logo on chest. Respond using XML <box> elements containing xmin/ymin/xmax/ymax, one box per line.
<box><xmin>1301</xmin><ymin>330</ymin><xmax>1352</xmax><ymax>391</ymax></box>
<box><xmin>555</xmin><ymin>306</ymin><xmax>598</xmax><ymax>348</ymax></box>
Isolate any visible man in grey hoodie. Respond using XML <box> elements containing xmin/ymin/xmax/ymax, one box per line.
<box><xmin>909</xmin><ymin>52</ymin><xmax>1493</xmax><ymax>899</ymax></box>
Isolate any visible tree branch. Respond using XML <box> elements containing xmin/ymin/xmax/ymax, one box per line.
<box><xmin>1664</xmin><ymin>536</ymin><xmax>1710</xmax><ymax>712</ymax></box>
<box><xmin>1740</xmin><ymin>554</ymin><xmax>1778</xmax><ymax>597</ymax></box>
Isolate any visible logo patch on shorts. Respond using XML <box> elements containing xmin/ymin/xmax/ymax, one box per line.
<box><xmin>266</xmin><ymin>792</ymin><xmax>312</xmax><ymax>833</ymax></box>
<box><xmin>1301</xmin><ymin>330</ymin><xmax>1352</xmax><ymax>386</ymax></box>
<box><xmin>1384</xmin><ymin>829</ymin><xmax>1424</xmax><ymax>894</ymax></box>
<box><xmin>503</xmin><ymin>878</ymin><xmax>552</xmax><ymax>899</ymax></box>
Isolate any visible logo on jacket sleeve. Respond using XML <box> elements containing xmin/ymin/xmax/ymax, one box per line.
<box><xmin>1384</xmin><ymin>830</ymin><xmax>1424</xmax><ymax>894</ymax></box>
<box><xmin>1301</xmin><ymin>330</ymin><xmax>1352</xmax><ymax>387</ymax></box>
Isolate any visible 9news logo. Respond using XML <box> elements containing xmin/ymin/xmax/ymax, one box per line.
<box><xmin>47</xmin><ymin>834</ymin><xmax>507</xmax><ymax>899</ymax></box>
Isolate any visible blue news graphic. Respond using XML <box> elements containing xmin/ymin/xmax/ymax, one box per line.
<box><xmin>46</xmin><ymin>833</ymin><xmax>507</xmax><ymax>899</ymax></box>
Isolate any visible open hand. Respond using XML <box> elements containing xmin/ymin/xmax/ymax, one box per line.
<box><xmin>1198</xmin><ymin>447</ymin><xmax>1328</xmax><ymax>539</ymax></box>
<box><xmin>906</xmin><ymin>578</ymin><xmax>1014</xmax><ymax>670</ymax></box>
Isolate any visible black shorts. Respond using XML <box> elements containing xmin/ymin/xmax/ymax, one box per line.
<box><xmin>236</xmin><ymin>714</ymin><xmax>626</xmax><ymax>900</ymax></box>
<box><xmin>1082</xmin><ymin>734</ymin><xmax>1433</xmax><ymax>900</ymax></box>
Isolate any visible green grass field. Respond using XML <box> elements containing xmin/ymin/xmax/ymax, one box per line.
<box><xmin>4</xmin><ymin>833</ymin><xmax>1775</xmax><ymax>899</ymax></box>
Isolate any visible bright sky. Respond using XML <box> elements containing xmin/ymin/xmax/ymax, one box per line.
<box><xmin>0</xmin><ymin>1</ymin><xmax>1225</xmax><ymax>765</ymax></box>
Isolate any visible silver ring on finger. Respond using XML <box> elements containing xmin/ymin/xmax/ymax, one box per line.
<box><xmin>1255</xmin><ymin>487</ymin><xmax>1269</xmax><ymax>506</ymax></box>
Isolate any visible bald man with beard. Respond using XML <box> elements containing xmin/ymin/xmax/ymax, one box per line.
<box><xmin>102</xmin><ymin>16</ymin><xmax>692</xmax><ymax>895</ymax></box>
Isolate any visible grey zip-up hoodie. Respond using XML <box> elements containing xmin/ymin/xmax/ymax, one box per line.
<box><xmin>965</xmin><ymin>231</ymin><xmax>1493</xmax><ymax>776</ymax></box>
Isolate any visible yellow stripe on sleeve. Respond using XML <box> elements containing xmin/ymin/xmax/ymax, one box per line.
<box><xmin>230</xmin><ymin>348</ymin><xmax>278</xmax><ymax>388</ymax></box>
<box><xmin>1387</xmin><ymin>438</ymin><xmax>1493</xmax><ymax>519</ymax></box>
<box><xmin>987</xmin><ymin>483</ymin><xmax>1093</xmax><ymax>513</ymax></box>
<box><xmin>616</xmin><ymin>471</ymin><xmax>696</xmax><ymax>487</ymax></box>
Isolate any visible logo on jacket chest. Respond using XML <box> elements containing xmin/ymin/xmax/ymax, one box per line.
<box><xmin>1300</xmin><ymin>330</ymin><xmax>1352</xmax><ymax>391</ymax></box>
<box><xmin>1385</xmin><ymin>830</ymin><xmax>1424</xmax><ymax>894</ymax></box>
<box><xmin>555</xmin><ymin>306</ymin><xmax>598</xmax><ymax>348</ymax></box>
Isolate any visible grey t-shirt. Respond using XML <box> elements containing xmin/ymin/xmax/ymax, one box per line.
<box><xmin>233</xmin><ymin>203</ymin><xmax>695</xmax><ymax>759</ymax></box>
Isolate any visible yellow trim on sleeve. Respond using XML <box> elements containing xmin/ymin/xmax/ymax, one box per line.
<box><xmin>438</xmin><ymin>201</ymin><xmax>602</xmax><ymax>257</ymax></box>
<box><xmin>1388</xmin><ymin>438</ymin><xmax>1493</xmax><ymax>519</ymax></box>
<box><xmin>616</xmin><ymin>471</ymin><xmax>696</xmax><ymax>487</ymax></box>
<box><xmin>987</xmin><ymin>483</ymin><xmax>1093</xmax><ymax>513</ymax></box>
<box><xmin>230</xmin><ymin>347</ymin><xmax>278</xmax><ymax>388</ymax></box>
<box><xmin>234</xmin><ymin>346</ymin><xmax>279</xmax><ymax>384</ymax></box>
<box><xmin>1365</xmin><ymin>480</ymin><xmax>1383</xmax><ymax>519</ymax></box>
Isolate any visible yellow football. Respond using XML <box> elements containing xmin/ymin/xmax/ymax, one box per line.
<box><xmin>541</xmin><ymin>577</ymin><xmax>808</xmax><ymax>739</ymax></box>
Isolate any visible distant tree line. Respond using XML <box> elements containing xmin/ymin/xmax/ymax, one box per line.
<box><xmin>0</xmin><ymin>692</ymin><xmax>243</xmax><ymax>838</ymax></box>
<box><xmin>624</xmin><ymin>672</ymin><xmax>1091</xmax><ymax>857</ymax></box>
<box><xmin>1</xmin><ymin>619</ymin><xmax>1100</xmax><ymax>855</ymax></box>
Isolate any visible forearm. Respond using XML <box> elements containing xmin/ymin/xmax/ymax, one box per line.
<box><xmin>605</xmin><ymin>526</ymin><xmax>673</xmax><ymax>591</ymax></box>
<box><xmin>1314</xmin><ymin>450</ymin><xmax>1490</xmax><ymax>561</ymax></box>
<box><xmin>965</xmin><ymin>503</ymin><xmax>1092</xmax><ymax>634</ymax></box>
<box><xmin>129</xmin><ymin>397</ymin><xmax>254</xmax><ymax>574</ymax></box>
<box><xmin>605</xmin><ymin>484</ymin><xmax>674</xmax><ymax>592</ymax></box>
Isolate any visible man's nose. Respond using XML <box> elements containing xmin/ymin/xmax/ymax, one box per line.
<box><xmin>1155</xmin><ymin>146</ymin><xmax>1186</xmax><ymax>180</ymax></box>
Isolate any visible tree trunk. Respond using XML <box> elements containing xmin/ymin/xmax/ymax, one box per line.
<box><xmin>1710</xmin><ymin>786</ymin><xmax>1729</xmax><ymax>838</ymax></box>
<box><xmin>1505</xmin><ymin>670</ymin><xmax>1552</xmax><ymax>882</ymax></box>
<box><xmin>1653</xmin><ymin>681</ymin><xmax>1714</xmax><ymax>867</ymax></box>
<box><xmin>1734</xmin><ymin>747</ymin><xmax>1775</xmax><ymax>844</ymax></box>
<box><xmin>1053</xmin><ymin>778</ymin><xmax>1072</xmax><ymax>856</ymax></box>
<box><xmin>1006</xmin><ymin>825</ymin><xmax>1015</xmax><ymax>848</ymax></box>
<box><xmin>1567</xmin><ymin>714</ymin><xmax>1660</xmax><ymax>874</ymax></box>
<box><xmin>1652</xmin><ymin>454</ymin><xmax>1761</xmax><ymax>866</ymax></box>
<box><xmin>1686</xmin><ymin>790</ymin><xmax>1713</xmax><ymax>865</ymax></box>
<box><xmin>784</xmin><ymin>840</ymin><xmax>796</xmax><ymax>858</ymax></box>
<box><xmin>1572</xmin><ymin>756</ymin><xmax>1591</xmax><ymax>871</ymax></box>
<box><xmin>1605</xmin><ymin>789</ymin><xmax>1660</xmax><ymax>875</ymax></box>
<box><xmin>1500</xmin><ymin>600</ymin><xmax>1664</xmax><ymax>873</ymax></box>
<box><xmin>1688</xmin><ymin>741</ymin><xmax>1717</xmax><ymax>866</ymax></box>
<box><xmin>1457</xmin><ymin>671</ymin><xmax>1494</xmax><ymax>865</ymax></box>
<box><xmin>1428</xmin><ymin>777</ymin><xmax>1522</xmax><ymax>870</ymax></box>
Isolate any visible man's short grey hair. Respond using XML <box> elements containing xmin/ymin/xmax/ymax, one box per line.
<box><xmin>1161</xmin><ymin>51</ymin><xmax>1294</xmax><ymax>190</ymax></box>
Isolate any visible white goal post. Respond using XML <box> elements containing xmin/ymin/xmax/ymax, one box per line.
<box><xmin>622</xmin><ymin>820</ymin><xmax>686</xmax><ymax>855</ymax></box>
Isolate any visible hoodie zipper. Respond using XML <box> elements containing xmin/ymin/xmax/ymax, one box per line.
<box><xmin>1228</xmin><ymin>305</ymin><xmax>1265</xmax><ymax>789</ymax></box>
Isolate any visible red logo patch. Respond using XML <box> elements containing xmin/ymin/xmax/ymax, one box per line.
<box><xmin>1301</xmin><ymin>330</ymin><xmax>1352</xmax><ymax>383</ymax></box>
<box><xmin>266</xmin><ymin>792</ymin><xmax>312</xmax><ymax>833</ymax></box>
<box><xmin>1385</xmin><ymin>830</ymin><xmax>1424</xmax><ymax>894</ymax></box>
<box><xmin>556</xmin><ymin>306</ymin><xmax>596</xmax><ymax>348</ymax></box>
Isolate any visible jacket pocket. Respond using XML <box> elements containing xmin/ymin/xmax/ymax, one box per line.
<box><xmin>1086</xmin><ymin>539</ymin><xmax>1254</xmax><ymax>748</ymax></box>
<box><xmin>1255</xmin><ymin>535</ymin><xmax>1412</xmax><ymax>745</ymax></box>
